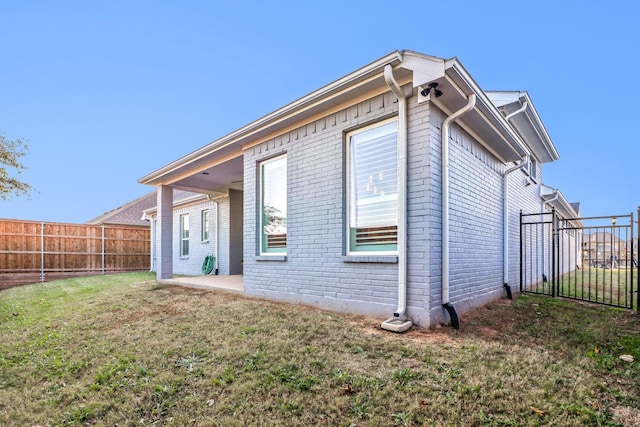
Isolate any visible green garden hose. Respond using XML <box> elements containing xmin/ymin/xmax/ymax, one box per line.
<box><xmin>202</xmin><ymin>255</ymin><xmax>215</xmax><ymax>275</ymax></box>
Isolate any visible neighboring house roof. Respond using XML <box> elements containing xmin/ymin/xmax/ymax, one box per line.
<box><xmin>86</xmin><ymin>191</ymin><xmax>157</xmax><ymax>226</ymax></box>
<box><xmin>583</xmin><ymin>231</ymin><xmax>623</xmax><ymax>244</ymax></box>
<box><xmin>138</xmin><ymin>50</ymin><xmax>557</xmax><ymax>193</ymax></box>
<box><xmin>570</xmin><ymin>202</ymin><xmax>581</xmax><ymax>216</ymax></box>
<box><xmin>141</xmin><ymin>190</ymin><xmax>209</xmax><ymax>218</ymax></box>
<box><xmin>86</xmin><ymin>190</ymin><xmax>203</xmax><ymax>226</ymax></box>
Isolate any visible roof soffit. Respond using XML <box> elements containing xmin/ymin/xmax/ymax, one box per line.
<box><xmin>486</xmin><ymin>91</ymin><xmax>559</xmax><ymax>163</ymax></box>
<box><xmin>140</xmin><ymin>50</ymin><xmax>545</xmax><ymax>187</ymax></box>
<box><xmin>403</xmin><ymin>53</ymin><xmax>528</xmax><ymax>162</ymax></box>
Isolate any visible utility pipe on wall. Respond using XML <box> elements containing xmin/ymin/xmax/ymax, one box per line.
<box><xmin>501</xmin><ymin>100</ymin><xmax>530</xmax><ymax>298</ymax></box>
<box><xmin>502</xmin><ymin>155</ymin><xmax>529</xmax><ymax>298</ymax></box>
<box><xmin>382</xmin><ymin>64</ymin><xmax>409</xmax><ymax>320</ymax></box>
<box><xmin>441</xmin><ymin>93</ymin><xmax>476</xmax><ymax>329</ymax></box>
<box><xmin>541</xmin><ymin>189</ymin><xmax>559</xmax><ymax>277</ymax></box>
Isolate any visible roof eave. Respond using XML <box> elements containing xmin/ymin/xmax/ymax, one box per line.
<box><xmin>444</xmin><ymin>60</ymin><xmax>529</xmax><ymax>161</ymax></box>
<box><xmin>486</xmin><ymin>91</ymin><xmax>559</xmax><ymax>163</ymax></box>
<box><xmin>139</xmin><ymin>50</ymin><xmax>404</xmax><ymax>186</ymax></box>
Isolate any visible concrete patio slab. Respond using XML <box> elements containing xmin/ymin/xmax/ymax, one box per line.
<box><xmin>158</xmin><ymin>274</ymin><xmax>244</xmax><ymax>294</ymax></box>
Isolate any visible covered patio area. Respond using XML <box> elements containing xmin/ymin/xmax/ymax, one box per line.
<box><xmin>158</xmin><ymin>274</ymin><xmax>244</xmax><ymax>294</ymax></box>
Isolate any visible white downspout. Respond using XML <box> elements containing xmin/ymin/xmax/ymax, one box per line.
<box><xmin>502</xmin><ymin>155</ymin><xmax>529</xmax><ymax>295</ymax></box>
<box><xmin>502</xmin><ymin>99</ymin><xmax>530</xmax><ymax>297</ymax></box>
<box><xmin>380</xmin><ymin>64</ymin><xmax>412</xmax><ymax>333</ymax></box>
<box><xmin>441</xmin><ymin>93</ymin><xmax>476</xmax><ymax>329</ymax></box>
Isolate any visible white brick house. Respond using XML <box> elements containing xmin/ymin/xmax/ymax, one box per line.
<box><xmin>138</xmin><ymin>50</ymin><xmax>575</xmax><ymax>329</ymax></box>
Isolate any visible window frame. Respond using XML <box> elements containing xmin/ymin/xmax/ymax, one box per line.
<box><xmin>179</xmin><ymin>213</ymin><xmax>189</xmax><ymax>257</ymax></box>
<box><xmin>346</xmin><ymin>118</ymin><xmax>399</xmax><ymax>255</ymax></box>
<box><xmin>523</xmin><ymin>156</ymin><xmax>538</xmax><ymax>182</ymax></box>
<box><xmin>259</xmin><ymin>154</ymin><xmax>287</xmax><ymax>255</ymax></box>
<box><xmin>201</xmin><ymin>209</ymin><xmax>209</xmax><ymax>242</ymax></box>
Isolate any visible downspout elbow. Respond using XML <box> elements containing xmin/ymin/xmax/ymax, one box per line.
<box><xmin>504</xmin><ymin>100</ymin><xmax>528</xmax><ymax>121</ymax></box>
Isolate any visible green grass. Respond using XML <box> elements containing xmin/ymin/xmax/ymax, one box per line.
<box><xmin>525</xmin><ymin>267</ymin><xmax>638</xmax><ymax>308</ymax></box>
<box><xmin>1</xmin><ymin>272</ymin><xmax>639</xmax><ymax>426</ymax></box>
<box><xmin>557</xmin><ymin>267</ymin><xmax>638</xmax><ymax>307</ymax></box>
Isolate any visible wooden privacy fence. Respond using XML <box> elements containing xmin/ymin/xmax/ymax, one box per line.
<box><xmin>0</xmin><ymin>219</ymin><xmax>150</xmax><ymax>288</ymax></box>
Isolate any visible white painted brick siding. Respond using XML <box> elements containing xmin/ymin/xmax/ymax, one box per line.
<box><xmin>151</xmin><ymin>198</ymin><xmax>234</xmax><ymax>276</ymax></box>
<box><xmin>153</xmin><ymin>88</ymin><xmax>553</xmax><ymax>329</ymax></box>
<box><xmin>426</xmin><ymin>106</ymin><xmax>547</xmax><ymax>325</ymax></box>
<box><xmin>243</xmin><ymin>91</ymin><xmax>428</xmax><ymax>322</ymax></box>
<box><xmin>242</xmin><ymin>89</ymin><xmax>552</xmax><ymax>327</ymax></box>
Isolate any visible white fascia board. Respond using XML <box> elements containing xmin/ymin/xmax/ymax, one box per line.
<box><xmin>400</xmin><ymin>51</ymin><xmax>446</xmax><ymax>87</ymax></box>
<box><xmin>540</xmin><ymin>183</ymin><xmax>557</xmax><ymax>197</ymax></box>
<box><xmin>520</xmin><ymin>92</ymin><xmax>559</xmax><ymax>162</ymax></box>
<box><xmin>485</xmin><ymin>90</ymin><xmax>524</xmax><ymax>108</ymax></box>
<box><xmin>139</xmin><ymin>51</ymin><xmax>404</xmax><ymax>186</ymax></box>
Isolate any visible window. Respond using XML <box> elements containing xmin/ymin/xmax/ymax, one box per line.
<box><xmin>530</xmin><ymin>158</ymin><xmax>538</xmax><ymax>181</ymax></box>
<box><xmin>260</xmin><ymin>155</ymin><xmax>287</xmax><ymax>254</ymax></box>
<box><xmin>523</xmin><ymin>157</ymin><xmax>538</xmax><ymax>182</ymax></box>
<box><xmin>347</xmin><ymin>119</ymin><xmax>398</xmax><ymax>254</ymax></box>
<box><xmin>201</xmin><ymin>209</ymin><xmax>209</xmax><ymax>242</ymax></box>
<box><xmin>180</xmin><ymin>214</ymin><xmax>189</xmax><ymax>257</ymax></box>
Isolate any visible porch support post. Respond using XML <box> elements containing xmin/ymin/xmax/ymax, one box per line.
<box><xmin>156</xmin><ymin>185</ymin><xmax>173</xmax><ymax>280</ymax></box>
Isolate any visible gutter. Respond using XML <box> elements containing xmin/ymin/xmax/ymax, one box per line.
<box><xmin>380</xmin><ymin>64</ymin><xmax>412</xmax><ymax>333</ymax></box>
<box><xmin>441</xmin><ymin>93</ymin><xmax>476</xmax><ymax>329</ymax></box>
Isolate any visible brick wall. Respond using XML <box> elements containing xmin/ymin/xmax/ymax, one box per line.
<box><xmin>426</xmin><ymin>106</ymin><xmax>547</xmax><ymax>325</ymax></box>
<box><xmin>151</xmin><ymin>198</ymin><xmax>233</xmax><ymax>276</ymax></box>
<box><xmin>243</xmin><ymin>90</ymin><xmax>425</xmax><ymax>322</ymax></box>
<box><xmin>242</xmin><ymin>88</ymin><xmax>551</xmax><ymax>327</ymax></box>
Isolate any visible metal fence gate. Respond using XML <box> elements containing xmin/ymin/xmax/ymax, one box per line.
<box><xmin>520</xmin><ymin>208</ymin><xmax>639</xmax><ymax>310</ymax></box>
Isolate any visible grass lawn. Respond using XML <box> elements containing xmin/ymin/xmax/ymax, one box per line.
<box><xmin>1</xmin><ymin>272</ymin><xmax>639</xmax><ymax>426</ymax></box>
<box><xmin>557</xmin><ymin>267</ymin><xmax>638</xmax><ymax>308</ymax></box>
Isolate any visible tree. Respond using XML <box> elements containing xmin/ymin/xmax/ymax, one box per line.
<box><xmin>0</xmin><ymin>133</ymin><xmax>34</xmax><ymax>200</ymax></box>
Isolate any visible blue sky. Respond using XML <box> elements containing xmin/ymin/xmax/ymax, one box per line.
<box><xmin>1</xmin><ymin>0</ymin><xmax>638</xmax><ymax>223</ymax></box>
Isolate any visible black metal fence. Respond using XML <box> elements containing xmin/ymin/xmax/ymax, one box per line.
<box><xmin>520</xmin><ymin>208</ymin><xmax>638</xmax><ymax>310</ymax></box>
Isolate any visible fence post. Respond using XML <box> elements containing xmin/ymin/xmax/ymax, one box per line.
<box><xmin>40</xmin><ymin>222</ymin><xmax>45</xmax><ymax>282</ymax></box>
<box><xmin>631</xmin><ymin>211</ymin><xmax>635</xmax><ymax>310</ymax></box>
<box><xmin>551</xmin><ymin>208</ymin><xmax>557</xmax><ymax>298</ymax></box>
<box><xmin>519</xmin><ymin>210</ymin><xmax>523</xmax><ymax>293</ymax></box>
<box><xmin>101</xmin><ymin>224</ymin><xmax>105</xmax><ymax>276</ymax></box>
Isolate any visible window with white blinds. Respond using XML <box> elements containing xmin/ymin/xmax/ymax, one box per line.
<box><xmin>347</xmin><ymin>120</ymin><xmax>398</xmax><ymax>253</ymax></box>
<box><xmin>260</xmin><ymin>155</ymin><xmax>287</xmax><ymax>254</ymax></box>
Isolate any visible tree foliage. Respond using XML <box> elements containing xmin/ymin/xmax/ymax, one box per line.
<box><xmin>0</xmin><ymin>133</ymin><xmax>34</xmax><ymax>200</ymax></box>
